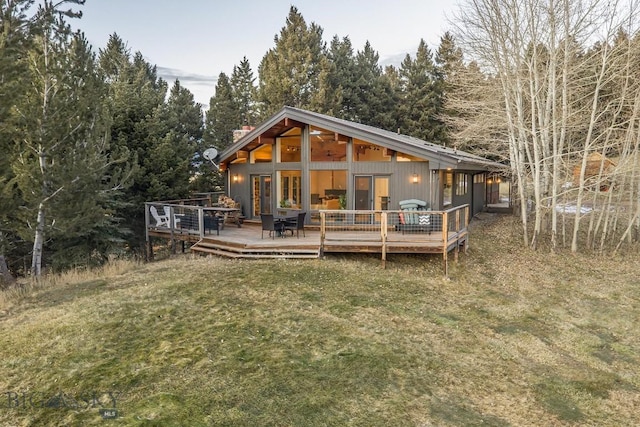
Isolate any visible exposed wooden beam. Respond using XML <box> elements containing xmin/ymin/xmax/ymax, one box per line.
<box><xmin>284</xmin><ymin>118</ymin><xmax>305</xmax><ymax>129</ymax></box>
<box><xmin>258</xmin><ymin>135</ymin><xmax>275</xmax><ymax>145</ymax></box>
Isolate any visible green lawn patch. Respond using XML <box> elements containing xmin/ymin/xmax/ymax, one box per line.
<box><xmin>1</xmin><ymin>214</ymin><xmax>638</xmax><ymax>426</ymax></box>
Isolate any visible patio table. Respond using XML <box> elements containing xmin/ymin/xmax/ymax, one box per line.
<box><xmin>205</xmin><ymin>207</ymin><xmax>243</xmax><ymax>228</ymax></box>
<box><xmin>274</xmin><ymin>214</ymin><xmax>297</xmax><ymax>237</ymax></box>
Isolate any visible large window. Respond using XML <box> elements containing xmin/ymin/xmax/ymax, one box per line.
<box><xmin>250</xmin><ymin>145</ymin><xmax>272</xmax><ymax>163</ymax></box>
<box><xmin>309</xmin><ymin>170</ymin><xmax>347</xmax><ymax>210</ymax></box>
<box><xmin>278</xmin><ymin>127</ymin><xmax>302</xmax><ymax>162</ymax></box>
<box><xmin>397</xmin><ymin>151</ymin><xmax>427</xmax><ymax>162</ymax></box>
<box><xmin>456</xmin><ymin>173</ymin><xmax>468</xmax><ymax>196</ymax></box>
<box><xmin>309</xmin><ymin>126</ymin><xmax>346</xmax><ymax>162</ymax></box>
<box><xmin>278</xmin><ymin>170</ymin><xmax>301</xmax><ymax>208</ymax></box>
<box><xmin>353</xmin><ymin>139</ymin><xmax>390</xmax><ymax>162</ymax></box>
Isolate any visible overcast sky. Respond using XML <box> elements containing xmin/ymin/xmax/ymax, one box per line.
<box><xmin>73</xmin><ymin>0</ymin><xmax>460</xmax><ymax>106</ymax></box>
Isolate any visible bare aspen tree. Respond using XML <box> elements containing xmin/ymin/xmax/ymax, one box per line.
<box><xmin>451</xmin><ymin>0</ymin><xmax>640</xmax><ymax>252</ymax></box>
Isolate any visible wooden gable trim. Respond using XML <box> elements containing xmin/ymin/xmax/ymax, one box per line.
<box><xmin>284</xmin><ymin>118</ymin><xmax>305</xmax><ymax>129</ymax></box>
<box><xmin>258</xmin><ymin>135</ymin><xmax>275</xmax><ymax>145</ymax></box>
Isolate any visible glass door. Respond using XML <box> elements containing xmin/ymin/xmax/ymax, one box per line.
<box><xmin>354</xmin><ymin>176</ymin><xmax>390</xmax><ymax>210</ymax></box>
<box><xmin>354</xmin><ymin>175</ymin><xmax>389</xmax><ymax>223</ymax></box>
<box><xmin>251</xmin><ymin>175</ymin><xmax>272</xmax><ymax>217</ymax></box>
<box><xmin>355</xmin><ymin>176</ymin><xmax>372</xmax><ymax>210</ymax></box>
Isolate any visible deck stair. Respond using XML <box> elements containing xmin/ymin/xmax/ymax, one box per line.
<box><xmin>190</xmin><ymin>239</ymin><xmax>320</xmax><ymax>259</ymax></box>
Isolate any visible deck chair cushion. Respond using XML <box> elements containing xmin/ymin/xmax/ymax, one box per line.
<box><xmin>399</xmin><ymin>199</ymin><xmax>428</xmax><ymax>208</ymax></box>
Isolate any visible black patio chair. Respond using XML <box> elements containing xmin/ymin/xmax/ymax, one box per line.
<box><xmin>284</xmin><ymin>211</ymin><xmax>306</xmax><ymax>238</ymax></box>
<box><xmin>260</xmin><ymin>213</ymin><xmax>283</xmax><ymax>239</ymax></box>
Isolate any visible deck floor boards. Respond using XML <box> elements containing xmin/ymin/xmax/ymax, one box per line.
<box><xmin>149</xmin><ymin>223</ymin><xmax>465</xmax><ymax>258</ymax></box>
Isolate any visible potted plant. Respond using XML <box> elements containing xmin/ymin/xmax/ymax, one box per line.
<box><xmin>279</xmin><ymin>199</ymin><xmax>292</xmax><ymax>208</ymax></box>
<box><xmin>338</xmin><ymin>194</ymin><xmax>346</xmax><ymax>209</ymax></box>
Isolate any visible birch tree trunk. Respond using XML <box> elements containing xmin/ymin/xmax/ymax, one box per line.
<box><xmin>451</xmin><ymin>0</ymin><xmax>640</xmax><ymax>253</ymax></box>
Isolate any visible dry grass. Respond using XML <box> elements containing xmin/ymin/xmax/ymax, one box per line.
<box><xmin>0</xmin><ymin>214</ymin><xmax>638</xmax><ymax>426</ymax></box>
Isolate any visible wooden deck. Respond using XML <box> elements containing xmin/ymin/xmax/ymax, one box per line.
<box><xmin>145</xmin><ymin>203</ymin><xmax>470</xmax><ymax>275</ymax></box>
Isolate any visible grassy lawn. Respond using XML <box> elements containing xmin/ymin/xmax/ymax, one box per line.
<box><xmin>0</xmin><ymin>214</ymin><xmax>638</xmax><ymax>426</ymax></box>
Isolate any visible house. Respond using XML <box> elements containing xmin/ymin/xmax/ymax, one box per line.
<box><xmin>572</xmin><ymin>152</ymin><xmax>617</xmax><ymax>191</ymax></box>
<box><xmin>216</xmin><ymin>106</ymin><xmax>505</xmax><ymax>223</ymax></box>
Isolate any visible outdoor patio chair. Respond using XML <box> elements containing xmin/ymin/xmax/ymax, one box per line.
<box><xmin>164</xmin><ymin>206</ymin><xmax>181</xmax><ymax>227</ymax></box>
<box><xmin>397</xmin><ymin>199</ymin><xmax>432</xmax><ymax>234</ymax></box>
<box><xmin>150</xmin><ymin>205</ymin><xmax>169</xmax><ymax>227</ymax></box>
<box><xmin>284</xmin><ymin>211</ymin><xmax>306</xmax><ymax>238</ymax></box>
<box><xmin>260</xmin><ymin>213</ymin><xmax>284</xmax><ymax>239</ymax></box>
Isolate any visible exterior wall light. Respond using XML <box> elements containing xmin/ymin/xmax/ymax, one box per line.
<box><xmin>232</xmin><ymin>174</ymin><xmax>239</xmax><ymax>183</ymax></box>
<box><xmin>412</xmin><ymin>173</ymin><xmax>419</xmax><ymax>184</ymax></box>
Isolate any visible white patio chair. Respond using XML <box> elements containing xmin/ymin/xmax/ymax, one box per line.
<box><xmin>164</xmin><ymin>206</ymin><xmax>181</xmax><ymax>227</ymax></box>
<box><xmin>150</xmin><ymin>205</ymin><xmax>169</xmax><ymax>227</ymax></box>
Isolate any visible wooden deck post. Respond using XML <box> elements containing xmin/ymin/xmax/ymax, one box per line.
<box><xmin>168</xmin><ymin>205</ymin><xmax>176</xmax><ymax>254</ymax></box>
<box><xmin>464</xmin><ymin>205</ymin><xmax>470</xmax><ymax>253</ymax></box>
<box><xmin>454</xmin><ymin>209</ymin><xmax>460</xmax><ymax>262</ymax></box>
<box><xmin>319</xmin><ymin>211</ymin><xmax>326</xmax><ymax>258</ymax></box>
<box><xmin>198</xmin><ymin>207</ymin><xmax>205</xmax><ymax>239</ymax></box>
<box><xmin>381</xmin><ymin>212</ymin><xmax>387</xmax><ymax>269</ymax></box>
<box><xmin>442</xmin><ymin>210</ymin><xmax>449</xmax><ymax>276</ymax></box>
<box><xmin>144</xmin><ymin>203</ymin><xmax>153</xmax><ymax>261</ymax></box>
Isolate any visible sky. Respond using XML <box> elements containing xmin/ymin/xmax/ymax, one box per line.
<box><xmin>72</xmin><ymin>0</ymin><xmax>460</xmax><ymax>107</ymax></box>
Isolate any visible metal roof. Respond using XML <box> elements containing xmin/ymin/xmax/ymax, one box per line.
<box><xmin>218</xmin><ymin>106</ymin><xmax>506</xmax><ymax>171</ymax></box>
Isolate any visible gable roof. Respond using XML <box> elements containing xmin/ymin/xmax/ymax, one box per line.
<box><xmin>219</xmin><ymin>106</ymin><xmax>505</xmax><ymax>171</ymax></box>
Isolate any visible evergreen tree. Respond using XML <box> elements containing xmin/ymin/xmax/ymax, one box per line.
<box><xmin>98</xmin><ymin>34</ymin><xmax>168</xmax><ymax>255</ymax></box>
<box><xmin>0</xmin><ymin>0</ymin><xmax>33</xmax><ymax>273</ymax></box>
<box><xmin>435</xmin><ymin>32</ymin><xmax>464</xmax><ymax>145</ymax></box>
<box><xmin>398</xmin><ymin>39</ymin><xmax>445</xmax><ymax>142</ymax></box>
<box><xmin>353</xmin><ymin>41</ymin><xmax>397</xmax><ymax>130</ymax></box>
<box><xmin>142</xmin><ymin>80</ymin><xmax>202</xmax><ymax>202</ymax></box>
<box><xmin>230</xmin><ymin>56</ymin><xmax>257</xmax><ymax>126</ymax></box>
<box><xmin>8</xmin><ymin>5</ymin><xmax>126</xmax><ymax>275</ymax></box>
<box><xmin>198</xmin><ymin>73</ymin><xmax>236</xmax><ymax>192</ymax></box>
<box><xmin>327</xmin><ymin>35</ymin><xmax>358</xmax><ymax>120</ymax></box>
<box><xmin>257</xmin><ymin>6</ymin><xmax>330</xmax><ymax>117</ymax></box>
<box><xmin>205</xmin><ymin>72</ymin><xmax>238</xmax><ymax>151</ymax></box>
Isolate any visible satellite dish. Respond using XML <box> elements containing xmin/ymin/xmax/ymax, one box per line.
<box><xmin>202</xmin><ymin>147</ymin><xmax>220</xmax><ymax>170</ymax></box>
<box><xmin>203</xmin><ymin>147</ymin><xmax>218</xmax><ymax>161</ymax></box>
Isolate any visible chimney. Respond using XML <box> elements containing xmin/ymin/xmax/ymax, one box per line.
<box><xmin>232</xmin><ymin>125</ymin><xmax>255</xmax><ymax>143</ymax></box>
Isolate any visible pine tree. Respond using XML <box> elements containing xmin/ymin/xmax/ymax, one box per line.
<box><xmin>205</xmin><ymin>73</ymin><xmax>238</xmax><ymax>151</ymax></box>
<box><xmin>8</xmin><ymin>4</ymin><xmax>126</xmax><ymax>275</ymax></box>
<box><xmin>353</xmin><ymin>41</ymin><xmax>397</xmax><ymax>130</ymax></box>
<box><xmin>230</xmin><ymin>56</ymin><xmax>257</xmax><ymax>126</ymax></box>
<box><xmin>0</xmin><ymin>0</ymin><xmax>33</xmax><ymax>279</ymax></box>
<box><xmin>435</xmin><ymin>32</ymin><xmax>464</xmax><ymax>146</ymax></box>
<box><xmin>327</xmin><ymin>35</ymin><xmax>358</xmax><ymax>120</ymax></box>
<box><xmin>142</xmin><ymin>80</ymin><xmax>202</xmax><ymax>201</ymax></box>
<box><xmin>398</xmin><ymin>39</ymin><xmax>445</xmax><ymax>142</ymax></box>
<box><xmin>98</xmin><ymin>34</ymin><xmax>168</xmax><ymax>255</ymax></box>
<box><xmin>257</xmin><ymin>6</ymin><xmax>330</xmax><ymax>117</ymax></box>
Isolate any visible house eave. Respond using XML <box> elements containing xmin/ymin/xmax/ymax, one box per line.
<box><xmin>219</xmin><ymin>106</ymin><xmax>506</xmax><ymax>170</ymax></box>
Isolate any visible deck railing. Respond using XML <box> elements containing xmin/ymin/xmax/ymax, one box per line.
<box><xmin>145</xmin><ymin>200</ymin><xmax>470</xmax><ymax>274</ymax></box>
<box><xmin>144</xmin><ymin>202</ymin><xmax>220</xmax><ymax>242</ymax></box>
<box><xmin>319</xmin><ymin>204</ymin><xmax>469</xmax><ymax>272</ymax></box>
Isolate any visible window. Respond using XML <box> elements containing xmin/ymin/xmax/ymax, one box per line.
<box><xmin>309</xmin><ymin>170</ymin><xmax>347</xmax><ymax>210</ymax></box>
<box><xmin>250</xmin><ymin>145</ymin><xmax>272</xmax><ymax>163</ymax></box>
<box><xmin>443</xmin><ymin>171</ymin><xmax>453</xmax><ymax>205</ymax></box>
<box><xmin>473</xmin><ymin>174</ymin><xmax>485</xmax><ymax>184</ymax></box>
<box><xmin>397</xmin><ymin>151</ymin><xmax>427</xmax><ymax>162</ymax></box>
<box><xmin>309</xmin><ymin>126</ymin><xmax>346</xmax><ymax>162</ymax></box>
<box><xmin>353</xmin><ymin>139</ymin><xmax>390</xmax><ymax>162</ymax></box>
<box><xmin>456</xmin><ymin>173</ymin><xmax>468</xmax><ymax>196</ymax></box>
<box><xmin>278</xmin><ymin>127</ymin><xmax>302</xmax><ymax>163</ymax></box>
<box><xmin>277</xmin><ymin>170</ymin><xmax>301</xmax><ymax>208</ymax></box>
